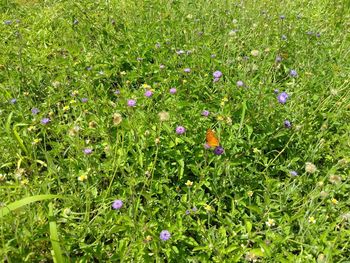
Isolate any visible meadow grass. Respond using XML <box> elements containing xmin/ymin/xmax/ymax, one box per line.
<box><xmin>0</xmin><ymin>0</ymin><xmax>349</xmax><ymax>262</ymax></box>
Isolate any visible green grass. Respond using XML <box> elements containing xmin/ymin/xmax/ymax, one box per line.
<box><xmin>0</xmin><ymin>0</ymin><xmax>349</xmax><ymax>262</ymax></box>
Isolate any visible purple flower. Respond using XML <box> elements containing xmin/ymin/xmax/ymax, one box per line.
<box><xmin>281</xmin><ymin>35</ymin><xmax>287</xmax><ymax>40</ymax></box>
<box><xmin>277</xmin><ymin>92</ymin><xmax>289</xmax><ymax>104</ymax></box>
<box><xmin>169</xmin><ymin>88</ymin><xmax>177</xmax><ymax>94</ymax></box>
<box><xmin>155</xmin><ymin>43</ymin><xmax>161</xmax><ymax>48</ymax></box>
<box><xmin>10</xmin><ymin>98</ymin><xmax>17</xmax><ymax>104</ymax></box>
<box><xmin>274</xmin><ymin>89</ymin><xmax>279</xmax><ymax>94</ymax></box>
<box><xmin>192</xmin><ymin>206</ymin><xmax>197</xmax><ymax>212</ymax></box>
<box><xmin>41</xmin><ymin>118</ymin><xmax>50</xmax><ymax>125</ymax></box>
<box><xmin>213</xmin><ymin>71</ymin><xmax>223</xmax><ymax>79</ymax></box>
<box><xmin>280</xmin><ymin>15</ymin><xmax>285</xmax><ymax>20</ymax></box>
<box><xmin>201</xmin><ymin>110</ymin><xmax>210</xmax><ymax>117</ymax></box>
<box><xmin>284</xmin><ymin>120</ymin><xmax>292</xmax><ymax>128</ymax></box>
<box><xmin>4</xmin><ymin>20</ymin><xmax>12</xmax><ymax>25</ymax></box>
<box><xmin>290</xmin><ymin>69</ymin><xmax>298</xmax><ymax>77</ymax></box>
<box><xmin>127</xmin><ymin>99</ymin><xmax>136</xmax><ymax>107</ymax></box>
<box><xmin>214</xmin><ymin>146</ymin><xmax>224</xmax><ymax>155</ymax></box>
<box><xmin>275</xmin><ymin>56</ymin><xmax>282</xmax><ymax>63</ymax></box>
<box><xmin>114</xmin><ymin>89</ymin><xmax>120</xmax><ymax>95</ymax></box>
<box><xmin>144</xmin><ymin>90</ymin><xmax>153</xmax><ymax>97</ymax></box>
<box><xmin>31</xmin><ymin>108</ymin><xmax>40</xmax><ymax>115</ymax></box>
<box><xmin>81</xmin><ymin>98</ymin><xmax>88</xmax><ymax>103</ymax></box>
<box><xmin>83</xmin><ymin>148</ymin><xmax>93</xmax><ymax>155</ymax></box>
<box><xmin>213</xmin><ymin>77</ymin><xmax>220</xmax><ymax>82</ymax></box>
<box><xmin>160</xmin><ymin>230</ymin><xmax>171</xmax><ymax>241</ymax></box>
<box><xmin>184</xmin><ymin>68</ymin><xmax>191</xmax><ymax>73</ymax></box>
<box><xmin>316</xmin><ymin>33</ymin><xmax>321</xmax><ymax>38</ymax></box>
<box><xmin>112</xmin><ymin>199</ymin><xmax>123</xmax><ymax>210</ymax></box>
<box><xmin>290</xmin><ymin>171</ymin><xmax>298</xmax><ymax>176</ymax></box>
<box><xmin>176</xmin><ymin>126</ymin><xmax>186</xmax><ymax>135</ymax></box>
<box><xmin>185</xmin><ymin>210</ymin><xmax>190</xmax><ymax>215</ymax></box>
<box><xmin>236</xmin><ymin>80</ymin><xmax>244</xmax><ymax>87</ymax></box>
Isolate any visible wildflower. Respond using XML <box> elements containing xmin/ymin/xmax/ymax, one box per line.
<box><xmin>112</xmin><ymin>199</ymin><xmax>123</xmax><ymax>210</ymax></box>
<box><xmin>89</xmin><ymin>121</ymin><xmax>97</xmax><ymax>128</ymax></box>
<box><xmin>320</xmin><ymin>191</ymin><xmax>328</xmax><ymax>198</ymax></box>
<box><xmin>155</xmin><ymin>137</ymin><xmax>160</xmax><ymax>144</ymax></box>
<box><xmin>213</xmin><ymin>71</ymin><xmax>223</xmax><ymax>79</ymax></box>
<box><xmin>176</xmin><ymin>126</ymin><xmax>186</xmax><ymax>135</ymax></box>
<box><xmin>160</xmin><ymin>230</ymin><xmax>171</xmax><ymax>241</ymax></box>
<box><xmin>204</xmin><ymin>143</ymin><xmax>211</xmax><ymax>149</ymax></box>
<box><xmin>236</xmin><ymin>80</ymin><xmax>244</xmax><ymax>87</ymax></box>
<box><xmin>31</xmin><ymin>108</ymin><xmax>40</xmax><ymax>115</ymax></box>
<box><xmin>137</xmin><ymin>57</ymin><xmax>143</xmax><ymax>61</ymax></box>
<box><xmin>201</xmin><ymin>110</ymin><xmax>210</xmax><ymax>117</ymax></box>
<box><xmin>290</xmin><ymin>170</ymin><xmax>298</xmax><ymax>176</ymax></box>
<box><xmin>63</xmin><ymin>105</ymin><xmax>70</xmax><ymax>111</ymax></box>
<box><xmin>305</xmin><ymin>162</ymin><xmax>317</xmax><ymax>173</ymax></box>
<box><xmin>10</xmin><ymin>98</ymin><xmax>17</xmax><ymax>104</ymax></box>
<box><xmin>68</xmin><ymin>126</ymin><xmax>80</xmax><ymax>136</ymax></box>
<box><xmin>281</xmin><ymin>35</ymin><xmax>287</xmax><ymax>40</ymax></box>
<box><xmin>284</xmin><ymin>120</ymin><xmax>292</xmax><ymax>128</ymax></box>
<box><xmin>144</xmin><ymin>235</ymin><xmax>153</xmax><ymax>242</ymax></box>
<box><xmin>308</xmin><ymin>216</ymin><xmax>316</xmax><ymax>224</ymax></box>
<box><xmin>204</xmin><ymin>204</ymin><xmax>213</xmax><ymax>212</ymax></box>
<box><xmin>329</xmin><ymin>174</ymin><xmax>342</xmax><ymax>184</ymax></box>
<box><xmin>247</xmin><ymin>191</ymin><xmax>253</xmax><ymax>197</ymax></box>
<box><xmin>280</xmin><ymin>15</ymin><xmax>285</xmax><ymax>20</ymax></box>
<box><xmin>274</xmin><ymin>89</ymin><xmax>279</xmax><ymax>94</ymax></box>
<box><xmin>81</xmin><ymin>98</ymin><xmax>88</xmax><ymax>103</ymax></box>
<box><xmin>185</xmin><ymin>180</ymin><xmax>193</xmax><ymax>187</ymax></box>
<box><xmin>127</xmin><ymin>99</ymin><xmax>136</xmax><ymax>107</ymax></box>
<box><xmin>114</xmin><ymin>89</ymin><xmax>120</xmax><ymax>95</ymax></box>
<box><xmin>83</xmin><ymin>148</ymin><xmax>93</xmax><ymax>155</ymax></box>
<box><xmin>21</xmin><ymin>178</ymin><xmax>29</xmax><ymax>186</ymax></box>
<box><xmin>214</xmin><ymin>146</ymin><xmax>224</xmax><ymax>155</ymax></box>
<box><xmin>213</xmin><ymin>77</ymin><xmax>220</xmax><ymax>82</ymax></box>
<box><xmin>113</xmin><ymin>113</ymin><xmax>123</xmax><ymax>126</ymax></box>
<box><xmin>155</xmin><ymin>43</ymin><xmax>161</xmax><ymax>48</ymax></box>
<box><xmin>184</xmin><ymin>68</ymin><xmax>191</xmax><ymax>73</ymax></box>
<box><xmin>192</xmin><ymin>207</ymin><xmax>198</xmax><ymax>212</ymax></box>
<box><xmin>32</xmin><ymin>138</ymin><xmax>41</xmax><ymax>145</ymax></box>
<box><xmin>41</xmin><ymin>118</ymin><xmax>50</xmax><ymax>125</ymax></box>
<box><xmin>71</xmin><ymin>90</ymin><xmax>79</xmax><ymax>97</ymax></box>
<box><xmin>275</xmin><ymin>56</ymin><xmax>282</xmax><ymax>63</ymax></box>
<box><xmin>78</xmin><ymin>174</ymin><xmax>87</xmax><ymax>182</ymax></box>
<box><xmin>331</xmin><ymin>198</ymin><xmax>338</xmax><ymax>205</ymax></box>
<box><xmin>217</xmin><ymin>115</ymin><xmax>224</xmax><ymax>121</ymax></box>
<box><xmin>159</xmin><ymin>64</ymin><xmax>165</xmax><ymax>69</ymax></box>
<box><xmin>265</xmin><ymin>218</ymin><xmax>275</xmax><ymax>227</ymax></box>
<box><xmin>4</xmin><ymin>20</ymin><xmax>12</xmax><ymax>25</ymax></box>
<box><xmin>290</xmin><ymin>69</ymin><xmax>298</xmax><ymax>77</ymax></box>
<box><xmin>144</xmin><ymin>90</ymin><xmax>153</xmax><ymax>97</ymax></box>
<box><xmin>245</xmin><ymin>252</ymin><xmax>258</xmax><ymax>262</ymax></box>
<box><xmin>226</xmin><ymin>116</ymin><xmax>232</xmax><ymax>125</ymax></box>
<box><xmin>251</xmin><ymin>50</ymin><xmax>259</xmax><ymax>57</ymax></box>
<box><xmin>158</xmin><ymin>111</ymin><xmax>170</xmax><ymax>121</ymax></box>
<box><xmin>277</xmin><ymin>92</ymin><xmax>289</xmax><ymax>104</ymax></box>
<box><xmin>185</xmin><ymin>209</ymin><xmax>190</xmax><ymax>215</ymax></box>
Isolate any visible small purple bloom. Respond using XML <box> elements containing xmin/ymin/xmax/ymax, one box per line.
<box><xmin>275</xmin><ymin>56</ymin><xmax>282</xmax><ymax>63</ymax></box>
<box><xmin>10</xmin><ymin>98</ymin><xmax>17</xmax><ymax>104</ymax></box>
<box><xmin>284</xmin><ymin>120</ymin><xmax>292</xmax><ymax>128</ymax></box>
<box><xmin>112</xmin><ymin>199</ymin><xmax>123</xmax><ymax>210</ymax></box>
<box><xmin>169</xmin><ymin>88</ymin><xmax>177</xmax><ymax>94</ymax></box>
<box><xmin>83</xmin><ymin>148</ymin><xmax>93</xmax><ymax>155</ymax></box>
<box><xmin>213</xmin><ymin>71</ymin><xmax>223</xmax><ymax>79</ymax></box>
<box><xmin>290</xmin><ymin>69</ymin><xmax>298</xmax><ymax>77</ymax></box>
<box><xmin>201</xmin><ymin>110</ymin><xmax>210</xmax><ymax>117</ymax></box>
<box><xmin>4</xmin><ymin>20</ymin><xmax>12</xmax><ymax>25</ymax></box>
<box><xmin>185</xmin><ymin>210</ymin><xmax>190</xmax><ymax>215</ymax></box>
<box><xmin>236</xmin><ymin>80</ymin><xmax>244</xmax><ymax>87</ymax></box>
<box><xmin>192</xmin><ymin>206</ymin><xmax>198</xmax><ymax>212</ymax></box>
<box><xmin>31</xmin><ymin>108</ymin><xmax>40</xmax><ymax>115</ymax></box>
<box><xmin>184</xmin><ymin>68</ymin><xmax>191</xmax><ymax>73</ymax></box>
<box><xmin>127</xmin><ymin>99</ymin><xmax>136</xmax><ymax>107</ymax></box>
<box><xmin>277</xmin><ymin>92</ymin><xmax>289</xmax><ymax>104</ymax></box>
<box><xmin>81</xmin><ymin>98</ymin><xmax>88</xmax><ymax>103</ymax></box>
<box><xmin>213</xmin><ymin>77</ymin><xmax>220</xmax><ymax>82</ymax></box>
<box><xmin>155</xmin><ymin>43</ymin><xmax>161</xmax><ymax>48</ymax></box>
<box><xmin>41</xmin><ymin>118</ymin><xmax>50</xmax><ymax>125</ymax></box>
<box><xmin>316</xmin><ymin>33</ymin><xmax>321</xmax><ymax>38</ymax></box>
<box><xmin>176</xmin><ymin>126</ymin><xmax>186</xmax><ymax>135</ymax></box>
<box><xmin>281</xmin><ymin>35</ymin><xmax>287</xmax><ymax>40</ymax></box>
<box><xmin>214</xmin><ymin>146</ymin><xmax>224</xmax><ymax>155</ymax></box>
<box><xmin>144</xmin><ymin>90</ymin><xmax>153</xmax><ymax>97</ymax></box>
<box><xmin>280</xmin><ymin>15</ymin><xmax>285</xmax><ymax>20</ymax></box>
<box><xmin>274</xmin><ymin>89</ymin><xmax>279</xmax><ymax>94</ymax></box>
<box><xmin>290</xmin><ymin>171</ymin><xmax>298</xmax><ymax>176</ymax></box>
<box><xmin>160</xmin><ymin>230</ymin><xmax>171</xmax><ymax>241</ymax></box>
<box><xmin>114</xmin><ymin>89</ymin><xmax>120</xmax><ymax>95</ymax></box>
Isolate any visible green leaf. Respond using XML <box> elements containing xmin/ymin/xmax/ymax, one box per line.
<box><xmin>48</xmin><ymin>203</ymin><xmax>65</xmax><ymax>263</ymax></box>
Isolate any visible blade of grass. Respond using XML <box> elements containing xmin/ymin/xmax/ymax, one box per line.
<box><xmin>48</xmin><ymin>202</ymin><xmax>65</xmax><ymax>263</ymax></box>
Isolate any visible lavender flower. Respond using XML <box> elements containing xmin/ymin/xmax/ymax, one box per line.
<box><xmin>277</xmin><ymin>92</ymin><xmax>289</xmax><ymax>104</ymax></box>
<box><xmin>284</xmin><ymin>120</ymin><xmax>292</xmax><ymax>128</ymax></box>
<box><xmin>184</xmin><ymin>68</ymin><xmax>191</xmax><ymax>73</ymax></box>
<box><xmin>192</xmin><ymin>206</ymin><xmax>198</xmax><ymax>212</ymax></box>
<box><xmin>281</xmin><ymin>35</ymin><xmax>287</xmax><ymax>40</ymax></box>
<box><xmin>213</xmin><ymin>77</ymin><xmax>220</xmax><ymax>82</ymax></box>
<box><xmin>204</xmin><ymin>143</ymin><xmax>211</xmax><ymax>149</ymax></box>
<box><xmin>275</xmin><ymin>56</ymin><xmax>282</xmax><ymax>63</ymax></box>
<box><xmin>280</xmin><ymin>15</ymin><xmax>285</xmax><ymax>20</ymax></box>
<box><xmin>213</xmin><ymin>71</ymin><xmax>223</xmax><ymax>79</ymax></box>
<box><xmin>31</xmin><ymin>108</ymin><xmax>40</xmax><ymax>115</ymax></box>
<box><xmin>236</xmin><ymin>80</ymin><xmax>244</xmax><ymax>87</ymax></box>
<box><xmin>114</xmin><ymin>89</ymin><xmax>120</xmax><ymax>95</ymax></box>
<box><xmin>144</xmin><ymin>90</ymin><xmax>153</xmax><ymax>97</ymax></box>
<box><xmin>290</xmin><ymin>171</ymin><xmax>298</xmax><ymax>176</ymax></box>
<box><xmin>41</xmin><ymin>118</ymin><xmax>50</xmax><ymax>125</ymax></box>
<box><xmin>160</xmin><ymin>230</ymin><xmax>171</xmax><ymax>241</ymax></box>
<box><xmin>112</xmin><ymin>199</ymin><xmax>123</xmax><ymax>210</ymax></box>
<box><xmin>4</xmin><ymin>20</ymin><xmax>12</xmax><ymax>25</ymax></box>
<box><xmin>176</xmin><ymin>126</ymin><xmax>186</xmax><ymax>135</ymax></box>
<box><xmin>185</xmin><ymin>210</ymin><xmax>190</xmax><ymax>215</ymax></box>
<box><xmin>81</xmin><ymin>98</ymin><xmax>88</xmax><ymax>103</ymax></box>
<box><xmin>201</xmin><ymin>110</ymin><xmax>210</xmax><ymax>117</ymax></box>
<box><xmin>83</xmin><ymin>148</ymin><xmax>93</xmax><ymax>155</ymax></box>
<box><xmin>290</xmin><ymin>69</ymin><xmax>298</xmax><ymax>77</ymax></box>
<box><xmin>127</xmin><ymin>99</ymin><xmax>136</xmax><ymax>107</ymax></box>
<box><xmin>169</xmin><ymin>88</ymin><xmax>177</xmax><ymax>94</ymax></box>
<box><xmin>214</xmin><ymin>146</ymin><xmax>224</xmax><ymax>155</ymax></box>
<box><xmin>10</xmin><ymin>98</ymin><xmax>17</xmax><ymax>104</ymax></box>
<box><xmin>274</xmin><ymin>89</ymin><xmax>279</xmax><ymax>94</ymax></box>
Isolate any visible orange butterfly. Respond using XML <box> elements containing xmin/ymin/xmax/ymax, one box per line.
<box><xmin>206</xmin><ymin>129</ymin><xmax>219</xmax><ymax>148</ymax></box>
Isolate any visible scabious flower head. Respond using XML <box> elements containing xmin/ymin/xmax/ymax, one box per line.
<box><xmin>284</xmin><ymin>120</ymin><xmax>292</xmax><ymax>128</ymax></box>
<box><xmin>41</xmin><ymin>118</ymin><xmax>50</xmax><ymax>125</ymax></box>
<box><xmin>329</xmin><ymin>174</ymin><xmax>342</xmax><ymax>184</ymax></box>
<box><xmin>275</xmin><ymin>56</ymin><xmax>282</xmax><ymax>63</ymax></box>
<box><xmin>83</xmin><ymin>148</ymin><xmax>93</xmax><ymax>155</ymax></box>
<box><xmin>290</xmin><ymin>170</ymin><xmax>298</xmax><ymax>176</ymax></box>
<box><xmin>4</xmin><ymin>20</ymin><xmax>12</xmax><ymax>25</ymax></box>
<box><xmin>10</xmin><ymin>98</ymin><xmax>17</xmax><ymax>104</ymax></box>
<box><xmin>277</xmin><ymin>92</ymin><xmax>289</xmax><ymax>104</ymax></box>
<box><xmin>201</xmin><ymin>110</ymin><xmax>210</xmax><ymax>117</ymax></box>
<box><xmin>176</xmin><ymin>126</ymin><xmax>186</xmax><ymax>135</ymax></box>
<box><xmin>185</xmin><ymin>210</ymin><xmax>190</xmax><ymax>215</ymax></box>
<box><xmin>158</xmin><ymin>111</ymin><xmax>170</xmax><ymax>121</ymax></box>
<box><xmin>169</xmin><ymin>88</ymin><xmax>177</xmax><ymax>94</ymax></box>
<box><xmin>144</xmin><ymin>90</ymin><xmax>153</xmax><ymax>97</ymax></box>
<box><xmin>213</xmin><ymin>71</ymin><xmax>223</xmax><ymax>79</ymax></box>
<box><xmin>114</xmin><ymin>89</ymin><xmax>120</xmax><ymax>95</ymax></box>
<box><xmin>81</xmin><ymin>98</ymin><xmax>88</xmax><ymax>103</ymax></box>
<box><xmin>213</xmin><ymin>77</ymin><xmax>220</xmax><ymax>82</ymax></box>
<box><xmin>290</xmin><ymin>69</ymin><xmax>298</xmax><ymax>77</ymax></box>
<box><xmin>236</xmin><ymin>80</ymin><xmax>244</xmax><ymax>87</ymax></box>
<box><xmin>214</xmin><ymin>146</ymin><xmax>224</xmax><ymax>155</ymax></box>
<box><xmin>112</xmin><ymin>199</ymin><xmax>123</xmax><ymax>210</ymax></box>
<box><xmin>280</xmin><ymin>15</ymin><xmax>285</xmax><ymax>20</ymax></box>
<box><xmin>31</xmin><ymin>108</ymin><xmax>40</xmax><ymax>115</ymax></box>
<box><xmin>113</xmin><ymin>113</ymin><xmax>123</xmax><ymax>126</ymax></box>
<box><xmin>159</xmin><ymin>230</ymin><xmax>171</xmax><ymax>241</ymax></box>
<box><xmin>127</xmin><ymin>99</ymin><xmax>136</xmax><ymax>107</ymax></box>
<box><xmin>305</xmin><ymin>162</ymin><xmax>317</xmax><ymax>173</ymax></box>
<box><xmin>184</xmin><ymin>68</ymin><xmax>191</xmax><ymax>73</ymax></box>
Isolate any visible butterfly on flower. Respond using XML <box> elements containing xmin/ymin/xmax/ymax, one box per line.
<box><xmin>205</xmin><ymin>129</ymin><xmax>224</xmax><ymax>155</ymax></box>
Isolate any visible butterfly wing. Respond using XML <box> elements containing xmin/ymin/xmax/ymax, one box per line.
<box><xmin>206</xmin><ymin>129</ymin><xmax>219</xmax><ymax>147</ymax></box>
